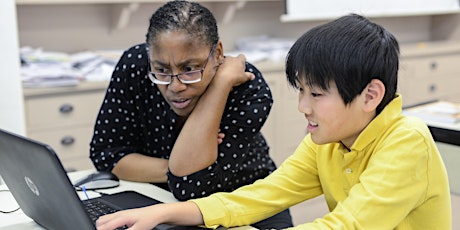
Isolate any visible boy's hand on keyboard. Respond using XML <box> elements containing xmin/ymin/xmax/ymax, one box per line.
<box><xmin>96</xmin><ymin>202</ymin><xmax>204</xmax><ymax>230</ymax></box>
<box><xmin>96</xmin><ymin>205</ymin><xmax>159</xmax><ymax>230</ymax></box>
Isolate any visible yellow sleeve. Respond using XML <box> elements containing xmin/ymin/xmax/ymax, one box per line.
<box><xmin>192</xmin><ymin>135</ymin><xmax>323</xmax><ymax>228</ymax></box>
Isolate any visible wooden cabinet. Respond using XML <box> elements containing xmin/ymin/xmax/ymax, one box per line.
<box><xmin>399</xmin><ymin>42</ymin><xmax>460</xmax><ymax>107</ymax></box>
<box><xmin>23</xmin><ymin>81</ymin><xmax>108</xmax><ymax>171</ymax></box>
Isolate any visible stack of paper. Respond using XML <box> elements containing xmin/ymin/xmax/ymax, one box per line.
<box><xmin>226</xmin><ymin>35</ymin><xmax>295</xmax><ymax>63</ymax></box>
<box><xmin>20</xmin><ymin>47</ymin><xmax>120</xmax><ymax>88</ymax></box>
<box><xmin>20</xmin><ymin>47</ymin><xmax>81</xmax><ymax>87</ymax></box>
<box><xmin>403</xmin><ymin>101</ymin><xmax>460</xmax><ymax>124</ymax></box>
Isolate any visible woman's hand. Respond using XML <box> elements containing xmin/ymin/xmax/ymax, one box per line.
<box><xmin>214</xmin><ymin>54</ymin><xmax>255</xmax><ymax>87</ymax></box>
<box><xmin>217</xmin><ymin>129</ymin><xmax>225</xmax><ymax>144</ymax></box>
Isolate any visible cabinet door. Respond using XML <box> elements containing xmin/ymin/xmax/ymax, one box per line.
<box><xmin>24</xmin><ymin>86</ymin><xmax>106</xmax><ymax>171</ymax></box>
<box><xmin>399</xmin><ymin>54</ymin><xmax>460</xmax><ymax>106</ymax></box>
<box><xmin>25</xmin><ymin>91</ymin><xmax>104</xmax><ymax>131</ymax></box>
<box><xmin>411</xmin><ymin>55</ymin><xmax>460</xmax><ymax>79</ymax></box>
<box><xmin>27</xmin><ymin>126</ymin><xmax>94</xmax><ymax>171</ymax></box>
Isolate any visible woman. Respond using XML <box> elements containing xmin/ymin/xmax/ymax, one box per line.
<box><xmin>89</xmin><ymin>1</ymin><xmax>292</xmax><ymax>229</ymax></box>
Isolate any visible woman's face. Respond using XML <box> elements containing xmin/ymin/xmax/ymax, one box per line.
<box><xmin>148</xmin><ymin>31</ymin><xmax>223</xmax><ymax>117</ymax></box>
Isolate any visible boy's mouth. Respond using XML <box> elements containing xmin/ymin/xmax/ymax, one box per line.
<box><xmin>307</xmin><ymin>120</ymin><xmax>318</xmax><ymax>132</ymax></box>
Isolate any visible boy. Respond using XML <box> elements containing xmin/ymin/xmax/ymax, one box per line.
<box><xmin>97</xmin><ymin>14</ymin><xmax>451</xmax><ymax>230</ymax></box>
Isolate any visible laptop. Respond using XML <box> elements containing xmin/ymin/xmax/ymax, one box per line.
<box><xmin>0</xmin><ymin>129</ymin><xmax>209</xmax><ymax>230</ymax></box>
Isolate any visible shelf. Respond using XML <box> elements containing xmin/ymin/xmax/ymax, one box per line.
<box><xmin>400</xmin><ymin>41</ymin><xmax>460</xmax><ymax>58</ymax></box>
<box><xmin>23</xmin><ymin>81</ymin><xmax>109</xmax><ymax>98</ymax></box>
<box><xmin>16</xmin><ymin>0</ymin><xmax>281</xmax><ymax>31</ymax></box>
<box><xmin>281</xmin><ymin>0</ymin><xmax>460</xmax><ymax>22</ymax></box>
<box><xmin>16</xmin><ymin>0</ymin><xmax>279</xmax><ymax>5</ymax></box>
<box><xmin>281</xmin><ymin>9</ymin><xmax>460</xmax><ymax>22</ymax></box>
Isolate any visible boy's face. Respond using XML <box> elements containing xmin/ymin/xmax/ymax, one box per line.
<box><xmin>297</xmin><ymin>79</ymin><xmax>370</xmax><ymax>149</ymax></box>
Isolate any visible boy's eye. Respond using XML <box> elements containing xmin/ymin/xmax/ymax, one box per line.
<box><xmin>311</xmin><ymin>93</ymin><xmax>322</xmax><ymax>97</ymax></box>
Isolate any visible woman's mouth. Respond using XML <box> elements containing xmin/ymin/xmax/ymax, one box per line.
<box><xmin>171</xmin><ymin>98</ymin><xmax>191</xmax><ymax>109</ymax></box>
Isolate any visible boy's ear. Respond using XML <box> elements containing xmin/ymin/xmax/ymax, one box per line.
<box><xmin>362</xmin><ymin>79</ymin><xmax>385</xmax><ymax>112</ymax></box>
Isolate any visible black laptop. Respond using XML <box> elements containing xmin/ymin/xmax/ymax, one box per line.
<box><xmin>0</xmin><ymin>129</ymin><xmax>208</xmax><ymax>230</ymax></box>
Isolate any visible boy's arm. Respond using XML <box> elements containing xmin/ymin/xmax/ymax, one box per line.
<box><xmin>193</xmin><ymin>137</ymin><xmax>323</xmax><ymax>228</ymax></box>
<box><xmin>96</xmin><ymin>202</ymin><xmax>204</xmax><ymax>230</ymax></box>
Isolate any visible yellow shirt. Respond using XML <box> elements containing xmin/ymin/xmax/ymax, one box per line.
<box><xmin>192</xmin><ymin>95</ymin><xmax>452</xmax><ymax>229</ymax></box>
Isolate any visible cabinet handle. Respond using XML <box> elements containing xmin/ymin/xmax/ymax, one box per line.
<box><xmin>429</xmin><ymin>84</ymin><xmax>437</xmax><ymax>93</ymax></box>
<box><xmin>59</xmin><ymin>104</ymin><xmax>74</xmax><ymax>114</ymax></box>
<box><xmin>430</xmin><ymin>62</ymin><xmax>437</xmax><ymax>70</ymax></box>
<box><xmin>61</xmin><ymin>136</ymin><xmax>75</xmax><ymax>146</ymax></box>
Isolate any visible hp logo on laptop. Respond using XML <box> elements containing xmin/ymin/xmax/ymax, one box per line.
<box><xmin>24</xmin><ymin>176</ymin><xmax>40</xmax><ymax>196</ymax></box>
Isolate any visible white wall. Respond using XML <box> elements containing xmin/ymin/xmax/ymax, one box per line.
<box><xmin>0</xmin><ymin>0</ymin><xmax>25</xmax><ymax>135</ymax></box>
<box><xmin>16</xmin><ymin>1</ymin><xmax>434</xmax><ymax>53</ymax></box>
<box><xmin>284</xmin><ymin>0</ymin><xmax>460</xmax><ymax>20</ymax></box>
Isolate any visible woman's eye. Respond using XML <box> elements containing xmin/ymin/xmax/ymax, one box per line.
<box><xmin>154</xmin><ymin>68</ymin><xmax>168</xmax><ymax>73</ymax></box>
<box><xmin>183</xmin><ymin>66</ymin><xmax>194</xmax><ymax>72</ymax></box>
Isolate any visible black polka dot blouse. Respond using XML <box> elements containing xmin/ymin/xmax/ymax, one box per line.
<box><xmin>89</xmin><ymin>43</ymin><xmax>277</xmax><ymax>201</ymax></box>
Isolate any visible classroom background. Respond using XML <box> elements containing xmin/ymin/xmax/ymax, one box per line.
<box><xmin>1</xmin><ymin>0</ymin><xmax>459</xmax><ymax>228</ymax></box>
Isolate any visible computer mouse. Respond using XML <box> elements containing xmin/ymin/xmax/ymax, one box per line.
<box><xmin>73</xmin><ymin>171</ymin><xmax>120</xmax><ymax>190</ymax></box>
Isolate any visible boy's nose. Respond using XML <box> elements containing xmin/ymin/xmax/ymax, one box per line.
<box><xmin>298</xmin><ymin>96</ymin><xmax>312</xmax><ymax>115</ymax></box>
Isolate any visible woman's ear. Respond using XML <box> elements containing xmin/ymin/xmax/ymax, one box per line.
<box><xmin>362</xmin><ymin>79</ymin><xmax>385</xmax><ymax>112</ymax></box>
<box><xmin>215</xmin><ymin>41</ymin><xmax>224</xmax><ymax>64</ymax></box>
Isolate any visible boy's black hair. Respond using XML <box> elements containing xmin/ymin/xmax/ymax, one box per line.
<box><xmin>146</xmin><ymin>0</ymin><xmax>219</xmax><ymax>47</ymax></box>
<box><xmin>286</xmin><ymin>14</ymin><xmax>400</xmax><ymax>114</ymax></box>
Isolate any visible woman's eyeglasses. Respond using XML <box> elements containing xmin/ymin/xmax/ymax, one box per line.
<box><xmin>148</xmin><ymin>44</ymin><xmax>216</xmax><ymax>85</ymax></box>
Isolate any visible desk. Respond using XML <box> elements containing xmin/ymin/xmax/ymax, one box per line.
<box><xmin>0</xmin><ymin>170</ymin><xmax>254</xmax><ymax>230</ymax></box>
<box><xmin>427</xmin><ymin>120</ymin><xmax>460</xmax><ymax>145</ymax></box>
<box><xmin>424</xmin><ymin>121</ymin><xmax>460</xmax><ymax>195</ymax></box>
<box><xmin>403</xmin><ymin>101</ymin><xmax>460</xmax><ymax>195</ymax></box>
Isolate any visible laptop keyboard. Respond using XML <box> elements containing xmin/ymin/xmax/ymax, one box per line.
<box><xmin>82</xmin><ymin>199</ymin><xmax>127</xmax><ymax>230</ymax></box>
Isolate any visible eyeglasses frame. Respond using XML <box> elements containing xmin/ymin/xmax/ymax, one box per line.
<box><xmin>148</xmin><ymin>44</ymin><xmax>217</xmax><ymax>85</ymax></box>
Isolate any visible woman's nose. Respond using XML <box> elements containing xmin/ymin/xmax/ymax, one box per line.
<box><xmin>167</xmin><ymin>76</ymin><xmax>187</xmax><ymax>92</ymax></box>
